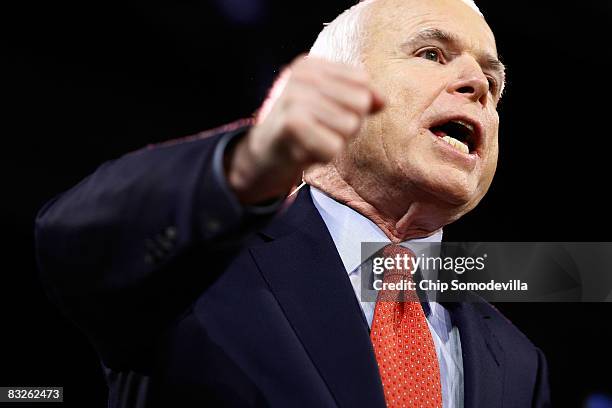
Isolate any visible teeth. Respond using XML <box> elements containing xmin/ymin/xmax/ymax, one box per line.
<box><xmin>441</xmin><ymin>135</ymin><xmax>469</xmax><ymax>154</ymax></box>
<box><xmin>453</xmin><ymin>120</ymin><xmax>474</xmax><ymax>133</ymax></box>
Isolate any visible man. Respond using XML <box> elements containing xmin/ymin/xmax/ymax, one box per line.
<box><xmin>35</xmin><ymin>0</ymin><xmax>550</xmax><ymax>406</ymax></box>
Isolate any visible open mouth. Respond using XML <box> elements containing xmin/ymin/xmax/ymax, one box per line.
<box><xmin>430</xmin><ymin>119</ymin><xmax>478</xmax><ymax>155</ymax></box>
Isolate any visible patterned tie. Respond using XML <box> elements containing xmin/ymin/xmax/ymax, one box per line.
<box><xmin>370</xmin><ymin>244</ymin><xmax>443</xmax><ymax>408</ymax></box>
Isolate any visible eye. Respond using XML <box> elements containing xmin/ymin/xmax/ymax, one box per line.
<box><xmin>417</xmin><ymin>48</ymin><xmax>444</xmax><ymax>63</ymax></box>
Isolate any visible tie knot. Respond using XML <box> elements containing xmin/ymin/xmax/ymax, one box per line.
<box><xmin>373</xmin><ymin>244</ymin><xmax>420</xmax><ymax>303</ymax></box>
<box><xmin>379</xmin><ymin>244</ymin><xmax>417</xmax><ymax>278</ymax></box>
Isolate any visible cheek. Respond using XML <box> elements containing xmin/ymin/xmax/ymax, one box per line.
<box><xmin>481</xmin><ymin>109</ymin><xmax>500</xmax><ymax>174</ymax></box>
<box><xmin>372</xmin><ymin>63</ymin><xmax>439</xmax><ymax>110</ymax></box>
<box><xmin>388</xmin><ymin>81</ymin><xmax>431</xmax><ymax>118</ymax></box>
<box><xmin>377</xmin><ymin>85</ymin><xmax>431</xmax><ymax>149</ymax></box>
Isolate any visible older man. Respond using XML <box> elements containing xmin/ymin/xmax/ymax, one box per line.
<box><xmin>35</xmin><ymin>0</ymin><xmax>550</xmax><ymax>407</ymax></box>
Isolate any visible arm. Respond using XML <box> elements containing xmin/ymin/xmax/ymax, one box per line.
<box><xmin>35</xmin><ymin>55</ymin><xmax>382</xmax><ymax>370</ymax></box>
<box><xmin>35</xmin><ymin>123</ymin><xmax>279</xmax><ymax>370</ymax></box>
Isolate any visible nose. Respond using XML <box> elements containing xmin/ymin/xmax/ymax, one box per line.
<box><xmin>446</xmin><ymin>57</ymin><xmax>490</xmax><ymax>106</ymax></box>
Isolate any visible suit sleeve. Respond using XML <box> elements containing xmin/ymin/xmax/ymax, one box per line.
<box><xmin>34</xmin><ymin>122</ymin><xmax>281</xmax><ymax>370</ymax></box>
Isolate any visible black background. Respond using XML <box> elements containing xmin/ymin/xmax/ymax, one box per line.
<box><xmin>2</xmin><ymin>0</ymin><xmax>611</xmax><ymax>406</ymax></box>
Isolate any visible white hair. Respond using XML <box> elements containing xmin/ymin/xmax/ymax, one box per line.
<box><xmin>309</xmin><ymin>0</ymin><xmax>483</xmax><ymax>66</ymax></box>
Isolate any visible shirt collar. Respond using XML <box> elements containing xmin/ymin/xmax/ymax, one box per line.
<box><xmin>310</xmin><ymin>186</ymin><xmax>443</xmax><ymax>275</ymax></box>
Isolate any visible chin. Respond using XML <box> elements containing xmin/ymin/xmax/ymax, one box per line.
<box><xmin>413</xmin><ymin>165</ymin><xmax>480</xmax><ymax>207</ymax></box>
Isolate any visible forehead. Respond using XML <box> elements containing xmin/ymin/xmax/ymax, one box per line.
<box><xmin>365</xmin><ymin>0</ymin><xmax>498</xmax><ymax>57</ymax></box>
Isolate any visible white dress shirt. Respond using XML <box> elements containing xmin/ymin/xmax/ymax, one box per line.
<box><xmin>310</xmin><ymin>186</ymin><xmax>464</xmax><ymax>408</ymax></box>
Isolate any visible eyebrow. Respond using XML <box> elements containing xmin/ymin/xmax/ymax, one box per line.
<box><xmin>402</xmin><ymin>27</ymin><xmax>458</xmax><ymax>48</ymax></box>
<box><xmin>402</xmin><ymin>28</ymin><xmax>506</xmax><ymax>93</ymax></box>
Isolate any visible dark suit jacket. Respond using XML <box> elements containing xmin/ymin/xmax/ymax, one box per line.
<box><xmin>35</xmin><ymin>122</ymin><xmax>550</xmax><ymax>407</ymax></box>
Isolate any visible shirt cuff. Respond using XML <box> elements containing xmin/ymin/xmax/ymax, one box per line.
<box><xmin>201</xmin><ymin>126</ymin><xmax>285</xmax><ymax>239</ymax></box>
<box><xmin>211</xmin><ymin>127</ymin><xmax>286</xmax><ymax>217</ymax></box>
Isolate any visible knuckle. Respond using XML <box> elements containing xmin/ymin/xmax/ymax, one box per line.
<box><xmin>285</xmin><ymin>111</ymin><xmax>310</xmax><ymax>135</ymax></box>
<box><xmin>355</xmin><ymin>90</ymin><xmax>372</xmax><ymax>112</ymax></box>
<box><xmin>300</xmin><ymin>70</ymin><xmax>322</xmax><ymax>88</ymax></box>
<box><xmin>281</xmin><ymin>87</ymin><xmax>297</xmax><ymax>105</ymax></box>
<box><xmin>320</xmin><ymin>138</ymin><xmax>343</xmax><ymax>160</ymax></box>
<box><xmin>344</xmin><ymin>113</ymin><xmax>361</xmax><ymax>134</ymax></box>
<box><xmin>293</xmin><ymin>68</ymin><xmax>322</xmax><ymax>89</ymax></box>
<box><xmin>282</xmin><ymin>87</ymin><xmax>310</xmax><ymax>110</ymax></box>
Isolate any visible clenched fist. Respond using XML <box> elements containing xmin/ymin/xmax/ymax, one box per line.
<box><xmin>225</xmin><ymin>55</ymin><xmax>385</xmax><ymax>205</ymax></box>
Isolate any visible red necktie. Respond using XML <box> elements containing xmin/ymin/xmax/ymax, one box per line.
<box><xmin>370</xmin><ymin>244</ymin><xmax>443</xmax><ymax>408</ymax></box>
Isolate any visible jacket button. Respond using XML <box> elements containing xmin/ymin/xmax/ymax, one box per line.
<box><xmin>165</xmin><ymin>226</ymin><xmax>177</xmax><ymax>240</ymax></box>
<box><xmin>155</xmin><ymin>234</ymin><xmax>173</xmax><ymax>251</ymax></box>
<box><xmin>205</xmin><ymin>219</ymin><xmax>220</xmax><ymax>233</ymax></box>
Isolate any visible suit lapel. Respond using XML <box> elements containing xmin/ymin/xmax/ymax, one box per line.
<box><xmin>447</xmin><ymin>300</ymin><xmax>505</xmax><ymax>408</ymax></box>
<box><xmin>249</xmin><ymin>186</ymin><xmax>506</xmax><ymax>407</ymax></box>
<box><xmin>250</xmin><ymin>186</ymin><xmax>387</xmax><ymax>408</ymax></box>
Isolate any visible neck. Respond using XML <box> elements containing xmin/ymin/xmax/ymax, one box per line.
<box><xmin>304</xmin><ymin>164</ymin><xmax>453</xmax><ymax>242</ymax></box>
